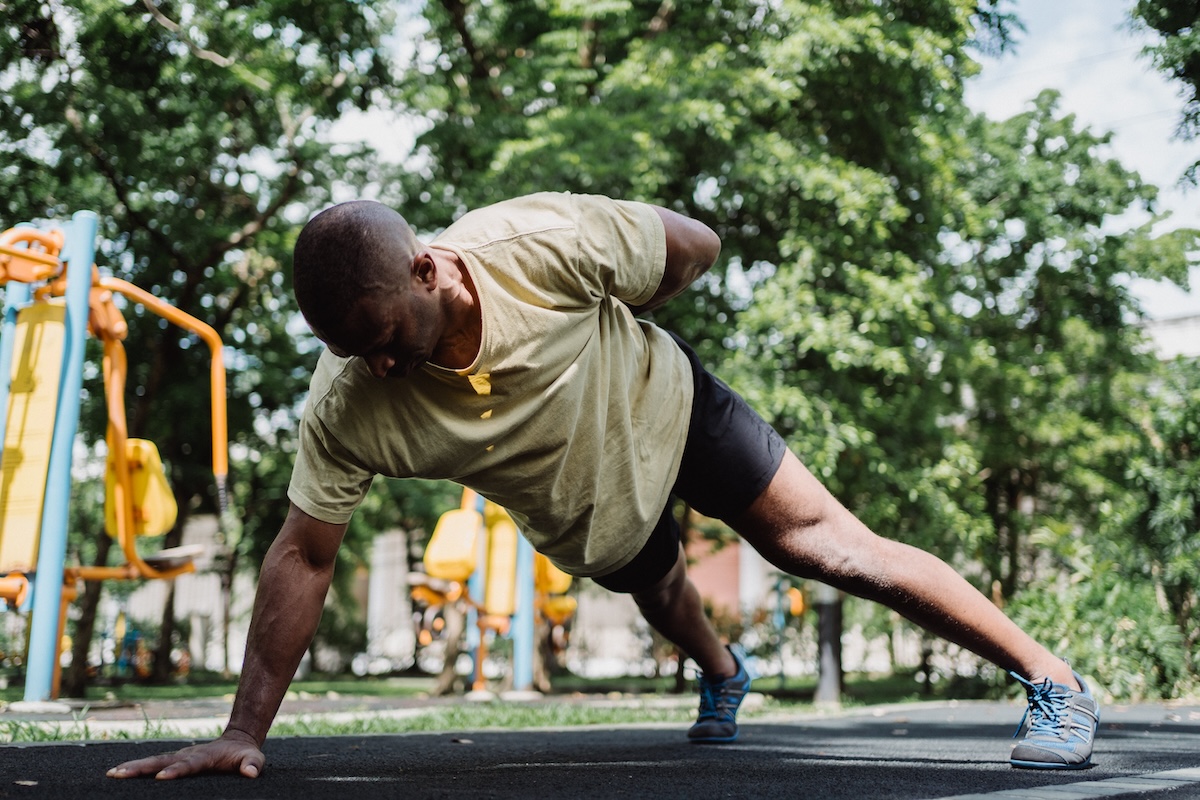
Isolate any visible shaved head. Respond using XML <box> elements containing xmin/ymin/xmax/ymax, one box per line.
<box><xmin>292</xmin><ymin>200</ymin><xmax>422</xmax><ymax>338</ymax></box>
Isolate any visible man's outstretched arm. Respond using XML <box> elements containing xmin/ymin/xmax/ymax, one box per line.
<box><xmin>107</xmin><ymin>503</ymin><xmax>348</xmax><ymax>780</ymax></box>
<box><xmin>627</xmin><ymin>206</ymin><xmax>721</xmax><ymax>315</ymax></box>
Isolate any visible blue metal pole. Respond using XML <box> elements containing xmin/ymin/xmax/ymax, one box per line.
<box><xmin>510</xmin><ymin>535</ymin><xmax>535</xmax><ymax>692</ymax></box>
<box><xmin>466</xmin><ymin>495</ymin><xmax>485</xmax><ymax>686</ymax></box>
<box><xmin>23</xmin><ymin>211</ymin><xmax>98</xmax><ymax>702</ymax></box>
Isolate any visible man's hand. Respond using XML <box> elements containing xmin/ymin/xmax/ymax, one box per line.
<box><xmin>106</xmin><ymin>730</ymin><xmax>265</xmax><ymax>780</ymax></box>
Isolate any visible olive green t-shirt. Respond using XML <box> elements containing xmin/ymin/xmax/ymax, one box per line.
<box><xmin>287</xmin><ymin>192</ymin><xmax>694</xmax><ymax>577</ymax></box>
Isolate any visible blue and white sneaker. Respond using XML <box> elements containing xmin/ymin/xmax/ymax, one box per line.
<box><xmin>688</xmin><ymin>645</ymin><xmax>752</xmax><ymax>744</ymax></box>
<box><xmin>1010</xmin><ymin>668</ymin><xmax>1100</xmax><ymax>769</ymax></box>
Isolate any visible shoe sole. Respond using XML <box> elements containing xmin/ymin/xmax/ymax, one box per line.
<box><xmin>688</xmin><ymin>734</ymin><xmax>739</xmax><ymax>744</ymax></box>
<box><xmin>1011</xmin><ymin>757</ymin><xmax>1093</xmax><ymax>770</ymax></box>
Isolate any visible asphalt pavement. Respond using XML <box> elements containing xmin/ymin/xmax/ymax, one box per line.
<box><xmin>3</xmin><ymin>698</ymin><xmax>1200</xmax><ymax>799</ymax></box>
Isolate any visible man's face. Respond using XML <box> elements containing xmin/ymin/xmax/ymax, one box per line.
<box><xmin>317</xmin><ymin>287</ymin><xmax>439</xmax><ymax>379</ymax></box>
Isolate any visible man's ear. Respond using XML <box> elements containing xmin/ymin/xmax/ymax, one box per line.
<box><xmin>412</xmin><ymin>250</ymin><xmax>437</xmax><ymax>288</ymax></box>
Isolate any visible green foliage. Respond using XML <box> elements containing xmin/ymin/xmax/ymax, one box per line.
<box><xmin>1006</xmin><ymin>563</ymin><xmax>1190</xmax><ymax>701</ymax></box>
<box><xmin>1131</xmin><ymin>0</ymin><xmax>1200</xmax><ymax>181</ymax></box>
<box><xmin>949</xmin><ymin>90</ymin><xmax>1200</xmax><ymax>601</ymax></box>
<box><xmin>1</xmin><ymin>0</ymin><xmax>393</xmax><ymax>517</ymax></box>
<box><xmin>365</xmin><ymin>0</ymin><xmax>1197</xmax><ymax>697</ymax></box>
<box><xmin>0</xmin><ymin>0</ymin><xmax>397</xmax><ymax>684</ymax></box>
<box><xmin>3</xmin><ymin>0</ymin><xmax>1195</xmax><ymax>702</ymax></box>
<box><xmin>1124</xmin><ymin>358</ymin><xmax>1200</xmax><ymax>676</ymax></box>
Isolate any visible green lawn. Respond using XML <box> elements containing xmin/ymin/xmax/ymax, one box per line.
<box><xmin>1</xmin><ymin>668</ymin><xmax>992</xmax><ymax>743</ymax></box>
<box><xmin>1</xmin><ymin>668</ymin><xmax>982</xmax><ymax>706</ymax></box>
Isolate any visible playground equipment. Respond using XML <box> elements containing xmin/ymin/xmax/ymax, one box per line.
<box><xmin>0</xmin><ymin>213</ymin><xmax>229</xmax><ymax>702</ymax></box>
<box><xmin>411</xmin><ymin>489</ymin><xmax>577</xmax><ymax>693</ymax></box>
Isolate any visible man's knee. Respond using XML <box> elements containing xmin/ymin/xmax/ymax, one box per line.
<box><xmin>631</xmin><ymin>555</ymin><xmax>689</xmax><ymax>613</ymax></box>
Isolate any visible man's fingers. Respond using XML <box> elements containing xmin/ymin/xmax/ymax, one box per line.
<box><xmin>107</xmin><ymin>754</ymin><xmax>180</xmax><ymax>779</ymax></box>
<box><xmin>107</xmin><ymin>739</ymin><xmax>264</xmax><ymax>780</ymax></box>
<box><xmin>154</xmin><ymin>756</ymin><xmax>203</xmax><ymax>781</ymax></box>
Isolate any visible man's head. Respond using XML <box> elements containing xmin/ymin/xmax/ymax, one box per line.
<box><xmin>293</xmin><ymin>200</ymin><xmax>418</xmax><ymax>335</ymax></box>
<box><xmin>293</xmin><ymin>200</ymin><xmax>441</xmax><ymax>378</ymax></box>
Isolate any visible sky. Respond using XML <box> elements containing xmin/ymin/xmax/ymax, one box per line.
<box><xmin>963</xmin><ymin>0</ymin><xmax>1200</xmax><ymax>321</ymax></box>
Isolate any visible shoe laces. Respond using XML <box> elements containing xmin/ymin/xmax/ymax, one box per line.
<box><xmin>697</xmin><ymin>674</ymin><xmax>741</xmax><ymax>722</ymax></box>
<box><xmin>1010</xmin><ymin>671</ymin><xmax>1069</xmax><ymax>739</ymax></box>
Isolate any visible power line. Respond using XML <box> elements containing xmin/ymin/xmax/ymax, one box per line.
<box><xmin>972</xmin><ymin>44</ymin><xmax>1144</xmax><ymax>86</ymax></box>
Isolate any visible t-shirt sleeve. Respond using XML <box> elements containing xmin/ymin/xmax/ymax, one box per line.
<box><xmin>572</xmin><ymin>195</ymin><xmax>667</xmax><ymax>306</ymax></box>
<box><xmin>287</xmin><ymin>401</ymin><xmax>376</xmax><ymax>524</ymax></box>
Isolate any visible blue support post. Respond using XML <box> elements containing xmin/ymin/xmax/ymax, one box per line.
<box><xmin>510</xmin><ymin>534</ymin><xmax>536</xmax><ymax>693</ymax></box>
<box><xmin>23</xmin><ymin>211</ymin><xmax>98</xmax><ymax>703</ymax></box>
<box><xmin>466</xmin><ymin>495</ymin><xmax>485</xmax><ymax>687</ymax></box>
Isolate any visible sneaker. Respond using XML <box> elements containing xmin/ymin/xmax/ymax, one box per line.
<box><xmin>1009</xmin><ymin>668</ymin><xmax>1100</xmax><ymax>769</ymax></box>
<box><xmin>688</xmin><ymin>645</ymin><xmax>752</xmax><ymax>744</ymax></box>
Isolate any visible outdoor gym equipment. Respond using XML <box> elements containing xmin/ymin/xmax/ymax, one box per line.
<box><xmin>0</xmin><ymin>213</ymin><xmax>229</xmax><ymax>702</ymax></box>
<box><xmin>411</xmin><ymin>489</ymin><xmax>577</xmax><ymax>693</ymax></box>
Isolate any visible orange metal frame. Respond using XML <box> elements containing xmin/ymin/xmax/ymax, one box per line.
<box><xmin>56</xmin><ymin>272</ymin><xmax>228</xmax><ymax>584</ymax></box>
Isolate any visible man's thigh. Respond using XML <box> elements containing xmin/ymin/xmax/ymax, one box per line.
<box><xmin>670</xmin><ymin>339</ymin><xmax>788</xmax><ymax>523</ymax></box>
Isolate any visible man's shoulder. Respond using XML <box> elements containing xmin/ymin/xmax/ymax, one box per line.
<box><xmin>435</xmin><ymin>192</ymin><xmax>576</xmax><ymax>246</ymax></box>
<box><xmin>436</xmin><ymin>192</ymin><xmax>652</xmax><ymax>245</ymax></box>
<box><xmin>304</xmin><ymin>350</ymin><xmax>395</xmax><ymax>422</ymax></box>
<box><xmin>308</xmin><ymin>349</ymin><xmax>353</xmax><ymax>398</ymax></box>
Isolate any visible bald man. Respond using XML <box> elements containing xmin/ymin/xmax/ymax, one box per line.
<box><xmin>109</xmin><ymin>192</ymin><xmax>1098</xmax><ymax>780</ymax></box>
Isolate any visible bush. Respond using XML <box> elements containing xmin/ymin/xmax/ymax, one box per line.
<box><xmin>1006</xmin><ymin>569</ymin><xmax>1191</xmax><ymax>700</ymax></box>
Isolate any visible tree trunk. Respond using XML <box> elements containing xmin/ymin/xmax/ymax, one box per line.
<box><xmin>219</xmin><ymin>545</ymin><xmax>238</xmax><ymax>677</ymax></box>
<box><xmin>432</xmin><ymin>599</ymin><xmax>466</xmax><ymax>696</ymax></box>
<box><xmin>532</xmin><ymin>618</ymin><xmax>557</xmax><ymax>694</ymax></box>
<box><xmin>150</xmin><ymin>502</ymin><xmax>189</xmax><ymax>684</ymax></box>
<box><xmin>61</xmin><ymin>531</ymin><xmax>114</xmax><ymax>697</ymax></box>
<box><xmin>152</xmin><ymin>583</ymin><xmax>177</xmax><ymax>683</ymax></box>
<box><xmin>813</xmin><ymin>582</ymin><xmax>843</xmax><ymax>706</ymax></box>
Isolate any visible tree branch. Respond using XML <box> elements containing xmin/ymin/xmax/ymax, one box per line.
<box><xmin>140</xmin><ymin>0</ymin><xmax>270</xmax><ymax>90</ymax></box>
<box><xmin>439</xmin><ymin>0</ymin><xmax>503</xmax><ymax>102</ymax></box>
<box><xmin>646</xmin><ymin>0</ymin><xmax>675</xmax><ymax>38</ymax></box>
<box><xmin>63</xmin><ymin>103</ymin><xmax>185</xmax><ymax>267</ymax></box>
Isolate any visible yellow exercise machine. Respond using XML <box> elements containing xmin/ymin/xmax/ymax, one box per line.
<box><xmin>411</xmin><ymin>488</ymin><xmax>577</xmax><ymax>693</ymax></box>
<box><xmin>0</xmin><ymin>216</ymin><xmax>229</xmax><ymax>701</ymax></box>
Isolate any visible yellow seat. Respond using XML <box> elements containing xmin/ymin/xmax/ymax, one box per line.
<box><xmin>541</xmin><ymin>595</ymin><xmax>578</xmax><ymax>626</ymax></box>
<box><xmin>483</xmin><ymin>504</ymin><xmax>518</xmax><ymax>617</ymax></box>
<box><xmin>104</xmin><ymin>438</ymin><xmax>177</xmax><ymax>538</ymax></box>
<box><xmin>423</xmin><ymin>507</ymin><xmax>482</xmax><ymax>583</ymax></box>
<box><xmin>534</xmin><ymin>553</ymin><xmax>573</xmax><ymax>596</ymax></box>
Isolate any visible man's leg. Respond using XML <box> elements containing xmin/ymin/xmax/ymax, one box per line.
<box><xmin>629</xmin><ymin>545</ymin><xmax>752</xmax><ymax>743</ymax></box>
<box><xmin>629</xmin><ymin>544</ymin><xmax>735</xmax><ymax>679</ymax></box>
<box><xmin>729</xmin><ymin>449</ymin><xmax>1079</xmax><ymax>691</ymax></box>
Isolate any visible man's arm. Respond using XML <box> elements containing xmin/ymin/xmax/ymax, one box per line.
<box><xmin>108</xmin><ymin>503</ymin><xmax>348</xmax><ymax>780</ymax></box>
<box><xmin>627</xmin><ymin>206</ymin><xmax>721</xmax><ymax>315</ymax></box>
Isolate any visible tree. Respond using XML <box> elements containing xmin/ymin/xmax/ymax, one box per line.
<box><xmin>1124</xmin><ymin>358</ymin><xmax>1200</xmax><ymax>692</ymax></box>
<box><xmin>950</xmin><ymin>91</ymin><xmax>1200</xmax><ymax>696</ymax></box>
<box><xmin>377</xmin><ymin>0</ymin><xmax>1016</xmax><ymax>696</ymax></box>
<box><xmin>1131</xmin><ymin>0</ymin><xmax>1200</xmax><ymax>182</ymax></box>
<box><xmin>1</xmin><ymin>0</ymin><xmax>395</xmax><ymax>691</ymax></box>
<box><xmin>950</xmin><ymin>91</ymin><xmax>1196</xmax><ymax>592</ymax></box>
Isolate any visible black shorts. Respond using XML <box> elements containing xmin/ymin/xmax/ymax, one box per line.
<box><xmin>593</xmin><ymin>334</ymin><xmax>788</xmax><ymax>594</ymax></box>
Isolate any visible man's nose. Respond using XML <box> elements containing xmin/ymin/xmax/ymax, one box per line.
<box><xmin>366</xmin><ymin>353</ymin><xmax>395</xmax><ymax>378</ymax></box>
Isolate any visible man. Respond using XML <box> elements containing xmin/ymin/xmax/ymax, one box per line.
<box><xmin>109</xmin><ymin>192</ymin><xmax>1098</xmax><ymax>780</ymax></box>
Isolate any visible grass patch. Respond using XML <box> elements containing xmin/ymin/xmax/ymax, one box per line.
<box><xmin>0</xmin><ymin>673</ymin><xmax>434</xmax><ymax>704</ymax></box>
<box><xmin>270</xmin><ymin>700</ymin><xmax>703</xmax><ymax>738</ymax></box>
<box><xmin>0</xmin><ymin>708</ymin><xmax>194</xmax><ymax>744</ymax></box>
